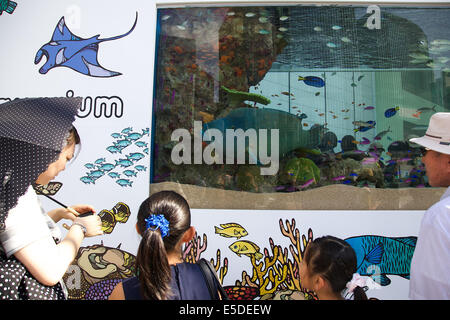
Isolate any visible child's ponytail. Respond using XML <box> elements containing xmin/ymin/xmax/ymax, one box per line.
<box><xmin>136</xmin><ymin>227</ymin><xmax>172</xmax><ymax>300</ymax></box>
<box><xmin>135</xmin><ymin>191</ymin><xmax>192</xmax><ymax>300</ymax></box>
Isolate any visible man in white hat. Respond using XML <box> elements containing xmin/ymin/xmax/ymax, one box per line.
<box><xmin>408</xmin><ymin>112</ymin><xmax>450</xmax><ymax>300</ymax></box>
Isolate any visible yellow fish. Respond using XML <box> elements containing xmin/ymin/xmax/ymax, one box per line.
<box><xmin>229</xmin><ymin>240</ymin><xmax>263</xmax><ymax>260</ymax></box>
<box><xmin>215</xmin><ymin>223</ymin><xmax>248</xmax><ymax>239</ymax></box>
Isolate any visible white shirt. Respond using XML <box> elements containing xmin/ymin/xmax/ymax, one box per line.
<box><xmin>409</xmin><ymin>187</ymin><xmax>450</xmax><ymax>299</ymax></box>
<box><xmin>0</xmin><ymin>185</ymin><xmax>60</xmax><ymax>257</ymax></box>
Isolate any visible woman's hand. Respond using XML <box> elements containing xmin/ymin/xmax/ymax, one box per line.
<box><xmin>73</xmin><ymin>214</ymin><xmax>103</xmax><ymax>237</ymax></box>
<box><xmin>48</xmin><ymin>204</ymin><xmax>96</xmax><ymax>223</ymax></box>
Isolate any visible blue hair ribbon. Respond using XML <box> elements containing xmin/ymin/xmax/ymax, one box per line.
<box><xmin>145</xmin><ymin>214</ymin><xmax>170</xmax><ymax>238</ymax></box>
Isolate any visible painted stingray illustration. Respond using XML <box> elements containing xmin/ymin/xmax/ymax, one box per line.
<box><xmin>34</xmin><ymin>12</ymin><xmax>138</xmax><ymax>77</ymax></box>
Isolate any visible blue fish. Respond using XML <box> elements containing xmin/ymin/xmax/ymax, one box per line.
<box><xmin>106</xmin><ymin>146</ymin><xmax>122</xmax><ymax>154</ymax></box>
<box><xmin>115</xmin><ymin>159</ymin><xmax>133</xmax><ymax>168</ymax></box>
<box><xmin>97</xmin><ymin>163</ymin><xmax>115</xmax><ymax>171</ymax></box>
<box><xmin>34</xmin><ymin>13</ymin><xmax>137</xmax><ymax>77</ymax></box>
<box><xmin>298</xmin><ymin>76</ymin><xmax>325</xmax><ymax>88</ymax></box>
<box><xmin>135</xmin><ymin>141</ymin><xmax>148</xmax><ymax>148</ymax></box>
<box><xmin>80</xmin><ymin>176</ymin><xmax>96</xmax><ymax>184</ymax></box>
<box><xmin>135</xmin><ymin>165</ymin><xmax>147</xmax><ymax>172</ymax></box>
<box><xmin>111</xmin><ymin>133</ymin><xmax>122</xmax><ymax>139</ymax></box>
<box><xmin>126</xmin><ymin>152</ymin><xmax>145</xmax><ymax>162</ymax></box>
<box><xmin>107</xmin><ymin>172</ymin><xmax>121</xmax><ymax>179</ymax></box>
<box><xmin>353</xmin><ymin>121</ymin><xmax>376</xmax><ymax>133</ymax></box>
<box><xmin>126</xmin><ymin>132</ymin><xmax>142</xmax><ymax>141</ymax></box>
<box><xmin>87</xmin><ymin>170</ymin><xmax>105</xmax><ymax>179</ymax></box>
<box><xmin>345</xmin><ymin>235</ymin><xmax>417</xmax><ymax>286</ymax></box>
<box><xmin>121</xmin><ymin>127</ymin><xmax>133</xmax><ymax>134</ymax></box>
<box><xmin>116</xmin><ymin>179</ymin><xmax>133</xmax><ymax>187</ymax></box>
<box><xmin>84</xmin><ymin>163</ymin><xmax>95</xmax><ymax>169</ymax></box>
<box><xmin>94</xmin><ymin>158</ymin><xmax>106</xmax><ymax>164</ymax></box>
<box><xmin>384</xmin><ymin>106</ymin><xmax>400</xmax><ymax>118</ymax></box>
<box><xmin>123</xmin><ymin>170</ymin><xmax>137</xmax><ymax>177</ymax></box>
<box><xmin>114</xmin><ymin>139</ymin><xmax>132</xmax><ymax>149</ymax></box>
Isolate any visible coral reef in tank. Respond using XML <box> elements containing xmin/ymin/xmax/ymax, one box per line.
<box><xmin>153</xmin><ymin>6</ymin><xmax>440</xmax><ymax>194</ymax></box>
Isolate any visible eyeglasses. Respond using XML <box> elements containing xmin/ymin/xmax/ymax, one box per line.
<box><xmin>418</xmin><ymin>147</ymin><xmax>431</xmax><ymax>157</ymax></box>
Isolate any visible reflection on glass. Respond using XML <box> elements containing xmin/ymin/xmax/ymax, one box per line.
<box><xmin>151</xmin><ymin>5</ymin><xmax>450</xmax><ymax>195</ymax></box>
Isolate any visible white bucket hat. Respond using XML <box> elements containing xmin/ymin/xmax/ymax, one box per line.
<box><xmin>409</xmin><ymin>112</ymin><xmax>450</xmax><ymax>155</ymax></box>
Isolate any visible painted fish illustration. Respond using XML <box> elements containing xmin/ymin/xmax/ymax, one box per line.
<box><xmin>345</xmin><ymin>235</ymin><xmax>417</xmax><ymax>286</ymax></box>
<box><xmin>384</xmin><ymin>106</ymin><xmax>400</xmax><ymax>118</ymax></box>
<box><xmin>229</xmin><ymin>240</ymin><xmax>263</xmax><ymax>260</ymax></box>
<box><xmin>126</xmin><ymin>152</ymin><xmax>145</xmax><ymax>162</ymax></box>
<box><xmin>115</xmin><ymin>159</ymin><xmax>133</xmax><ymax>168</ymax></box>
<box><xmin>123</xmin><ymin>170</ymin><xmax>137</xmax><ymax>177</ymax></box>
<box><xmin>106</xmin><ymin>146</ymin><xmax>122</xmax><ymax>154</ymax></box>
<box><xmin>0</xmin><ymin>0</ymin><xmax>16</xmax><ymax>15</ymax></box>
<box><xmin>215</xmin><ymin>223</ymin><xmax>248</xmax><ymax>239</ymax></box>
<box><xmin>34</xmin><ymin>12</ymin><xmax>138</xmax><ymax>77</ymax></box>
<box><xmin>298</xmin><ymin>76</ymin><xmax>325</xmax><ymax>88</ymax></box>
<box><xmin>116</xmin><ymin>179</ymin><xmax>133</xmax><ymax>187</ymax></box>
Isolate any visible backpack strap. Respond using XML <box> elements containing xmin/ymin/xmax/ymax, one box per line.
<box><xmin>198</xmin><ymin>258</ymin><xmax>229</xmax><ymax>300</ymax></box>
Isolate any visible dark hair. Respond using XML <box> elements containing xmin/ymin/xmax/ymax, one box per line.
<box><xmin>135</xmin><ymin>191</ymin><xmax>191</xmax><ymax>300</ymax></box>
<box><xmin>304</xmin><ymin>235</ymin><xmax>368</xmax><ymax>300</ymax></box>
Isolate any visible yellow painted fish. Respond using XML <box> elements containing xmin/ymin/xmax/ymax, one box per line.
<box><xmin>229</xmin><ymin>240</ymin><xmax>263</xmax><ymax>260</ymax></box>
<box><xmin>215</xmin><ymin>223</ymin><xmax>248</xmax><ymax>239</ymax></box>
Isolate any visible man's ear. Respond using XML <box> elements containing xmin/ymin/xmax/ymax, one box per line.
<box><xmin>181</xmin><ymin>226</ymin><xmax>196</xmax><ymax>243</ymax></box>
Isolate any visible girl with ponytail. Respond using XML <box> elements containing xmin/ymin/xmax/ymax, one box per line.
<box><xmin>109</xmin><ymin>191</ymin><xmax>222</xmax><ymax>300</ymax></box>
<box><xmin>299</xmin><ymin>235</ymin><xmax>370</xmax><ymax>300</ymax></box>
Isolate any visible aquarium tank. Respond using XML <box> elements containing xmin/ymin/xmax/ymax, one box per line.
<box><xmin>150</xmin><ymin>4</ymin><xmax>450</xmax><ymax>209</ymax></box>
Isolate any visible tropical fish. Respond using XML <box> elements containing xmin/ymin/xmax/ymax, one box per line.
<box><xmin>278</xmin><ymin>27</ymin><xmax>288</xmax><ymax>32</ymax></box>
<box><xmin>332</xmin><ymin>175</ymin><xmax>346</xmax><ymax>181</ymax></box>
<box><xmin>326</xmin><ymin>42</ymin><xmax>337</xmax><ymax>48</ymax></box>
<box><xmin>35</xmin><ymin>13</ymin><xmax>138</xmax><ymax>77</ymax></box>
<box><xmin>374</xmin><ymin>127</ymin><xmax>391</xmax><ymax>141</ymax></box>
<box><xmin>279</xmin><ymin>16</ymin><xmax>289</xmax><ymax>21</ymax></box>
<box><xmin>245</xmin><ymin>12</ymin><xmax>256</xmax><ymax>17</ymax></box>
<box><xmin>313</xmin><ymin>26</ymin><xmax>322</xmax><ymax>32</ymax></box>
<box><xmin>412</xmin><ymin>111</ymin><xmax>422</xmax><ymax>118</ymax></box>
<box><xmin>416</xmin><ymin>105</ymin><xmax>436</xmax><ymax>113</ymax></box>
<box><xmin>84</xmin><ymin>163</ymin><xmax>95</xmax><ymax>169</ymax></box>
<box><xmin>116</xmin><ymin>179</ymin><xmax>133</xmax><ymax>187</ymax></box>
<box><xmin>299</xmin><ymin>178</ymin><xmax>315</xmax><ymax>189</ymax></box>
<box><xmin>258</xmin><ymin>29</ymin><xmax>270</xmax><ymax>35</ymax></box>
<box><xmin>203</xmin><ymin>108</ymin><xmax>327</xmax><ymax>160</ymax></box>
<box><xmin>384</xmin><ymin>106</ymin><xmax>400</xmax><ymax>118</ymax></box>
<box><xmin>215</xmin><ymin>223</ymin><xmax>248</xmax><ymax>239</ymax></box>
<box><xmin>331</xmin><ymin>25</ymin><xmax>342</xmax><ymax>30</ymax></box>
<box><xmin>341</xmin><ymin>37</ymin><xmax>351</xmax><ymax>43</ymax></box>
<box><xmin>352</xmin><ymin>120</ymin><xmax>375</xmax><ymax>127</ymax></box>
<box><xmin>0</xmin><ymin>0</ymin><xmax>17</xmax><ymax>15</ymax></box>
<box><xmin>345</xmin><ymin>235</ymin><xmax>417</xmax><ymax>286</ymax></box>
<box><xmin>298</xmin><ymin>76</ymin><xmax>325</xmax><ymax>88</ymax></box>
<box><xmin>229</xmin><ymin>240</ymin><xmax>263</xmax><ymax>260</ymax></box>
<box><xmin>360</xmin><ymin>137</ymin><xmax>371</xmax><ymax>145</ymax></box>
<box><xmin>364</xmin><ymin>106</ymin><xmax>375</xmax><ymax>110</ymax></box>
